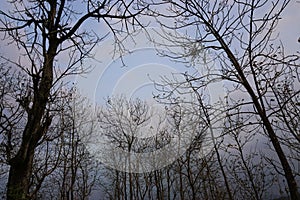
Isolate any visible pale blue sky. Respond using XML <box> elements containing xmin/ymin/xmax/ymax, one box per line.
<box><xmin>0</xmin><ymin>1</ymin><xmax>299</xmax><ymax>105</ymax></box>
<box><xmin>74</xmin><ymin>0</ymin><xmax>300</xmax><ymax>106</ymax></box>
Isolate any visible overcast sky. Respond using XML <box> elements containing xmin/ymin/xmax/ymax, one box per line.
<box><xmin>0</xmin><ymin>1</ymin><xmax>299</xmax><ymax>105</ymax></box>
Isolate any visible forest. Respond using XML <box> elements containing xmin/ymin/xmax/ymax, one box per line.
<box><xmin>0</xmin><ymin>0</ymin><xmax>299</xmax><ymax>200</ymax></box>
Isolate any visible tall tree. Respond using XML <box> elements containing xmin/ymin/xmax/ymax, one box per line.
<box><xmin>150</xmin><ymin>0</ymin><xmax>300</xmax><ymax>199</ymax></box>
<box><xmin>0</xmin><ymin>1</ymin><xmax>145</xmax><ymax>199</ymax></box>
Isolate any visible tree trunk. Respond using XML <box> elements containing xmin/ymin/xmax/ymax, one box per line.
<box><xmin>6</xmin><ymin>113</ymin><xmax>52</xmax><ymax>200</ymax></box>
<box><xmin>208</xmin><ymin>24</ymin><xmax>299</xmax><ymax>200</ymax></box>
<box><xmin>6</xmin><ymin>40</ymin><xmax>56</xmax><ymax>199</ymax></box>
<box><xmin>7</xmin><ymin>148</ymin><xmax>34</xmax><ymax>200</ymax></box>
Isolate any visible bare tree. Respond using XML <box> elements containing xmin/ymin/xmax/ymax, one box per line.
<box><xmin>0</xmin><ymin>73</ymin><xmax>99</xmax><ymax>199</ymax></box>
<box><xmin>149</xmin><ymin>0</ymin><xmax>300</xmax><ymax>199</ymax></box>
<box><xmin>52</xmin><ymin>91</ymin><xmax>98</xmax><ymax>200</ymax></box>
<box><xmin>97</xmin><ymin>96</ymin><xmax>217</xmax><ymax>200</ymax></box>
<box><xmin>97</xmin><ymin>97</ymin><xmax>157</xmax><ymax>200</ymax></box>
<box><xmin>0</xmin><ymin>1</ymin><xmax>146</xmax><ymax>199</ymax></box>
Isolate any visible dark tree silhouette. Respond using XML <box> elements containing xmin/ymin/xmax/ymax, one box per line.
<box><xmin>149</xmin><ymin>0</ymin><xmax>300</xmax><ymax>199</ymax></box>
<box><xmin>0</xmin><ymin>1</ymin><xmax>145</xmax><ymax>199</ymax></box>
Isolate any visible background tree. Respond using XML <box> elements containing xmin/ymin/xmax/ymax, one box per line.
<box><xmin>97</xmin><ymin>97</ymin><xmax>163</xmax><ymax>200</ymax></box>
<box><xmin>97</xmin><ymin>96</ymin><xmax>220</xmax><ymax>200</ymax></box>
<box><xmin>41</xmin><ymin>90</ymin><xmax>98</xmax><ymax>200</ymax></box>
<box><xmin>0</xmin><ymin>0</ymin><xmax>145</xmax><ymax>199</ymax></box>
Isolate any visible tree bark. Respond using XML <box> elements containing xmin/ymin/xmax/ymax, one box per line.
<box><xmin>7</xmin><ymin>148</ymin><xmax>34</xmax><ymax>200</ymax></box>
